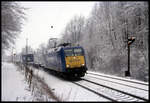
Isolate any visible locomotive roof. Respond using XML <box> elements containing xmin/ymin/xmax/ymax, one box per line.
<box><xmin>47</xmin><ymin>46</ymin><xmax>62</xmax><ymax>53</ymax></box>
<box><xmin>22</xmin><ymin>54</ymin><xmax>34</xmax><ymax>56</ymax></box>
<box><xmin>63</xmin><ymin>46</ymin><xmax>83</xmax><ymax>49</ymax></box>
<box><xmin>47</xmin><ymin>46</ymin><xmax>83</xmax><ymax>53</ymax></box>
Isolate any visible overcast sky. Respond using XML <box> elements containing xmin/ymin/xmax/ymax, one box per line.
<box><xmin>8</xmin><ymin>2</ymin><xmax>96</xmax><ymax>55</ymax></box>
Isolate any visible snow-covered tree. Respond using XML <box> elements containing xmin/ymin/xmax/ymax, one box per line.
<box><xmin>61</xmin><ymin>15</ymin><xmax>85</xmax><ymax>46</ymax></box>
<box><xmin>60</xmin><ymin>2</ymin><xmax>148</xmax><ymax>81</ymax></box>
<box><xmin>2</xmin><ymin>2</ymin><xmax>26</xmax><ymax>53</ymax></box>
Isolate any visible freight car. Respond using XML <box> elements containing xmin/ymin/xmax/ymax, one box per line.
<box><xmin>43</xmin><ymin>44</ymin><xmax>87</xmax><ymax>77</ymax></box>
<box><xmin>14</xmin><ymin>53</ymin><xmax>34</xmax><ymax>64</ymax></box>
<box><xmin>22</xmin><ymin>54</ymin><xmax>34</xmax><ymax>64</ymax></box>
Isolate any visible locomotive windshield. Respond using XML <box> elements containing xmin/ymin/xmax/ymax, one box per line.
<box><xmin>64</xmin><ymin>49</ymin><xmax>74</xmax><ymax>56</ymax></box>
<box><xmin>64</xmin><ymin>48</ymin><xmax>83</xmax><ymax>56</ymax></box>
<box><xmin>74</xmin><ymin>48</ymin><xmax>83</xmax><ymax>56</ymax></box>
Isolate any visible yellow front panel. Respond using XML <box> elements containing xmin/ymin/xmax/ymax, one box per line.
<box><xmin>65</xmin><ymin>56</ymin><xmax>85</xmax><ymax>68</ymax></box>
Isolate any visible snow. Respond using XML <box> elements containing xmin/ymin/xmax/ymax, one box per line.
<box><xmin>87</xmin><ymin>71</ymin><xmax>149</xmax><ymax>85</ymax></box>
<box><xmin>87</xmin><ymin>72</ymin><xmax>148</xmax><ymax>91</ymax></box>
<box><xmin>2</xmin><ymin>62</ymin><xmax>149</xmax><ymax>101</ymax></box>
<box><xmin>84</xmin><ymin>75</ymin><xmax>148</xmax><ymax>100</ymax></box>
<box><xmin>86</xmin><ymin>71</ymin><xmax>149</xmax><ymax>100</ymax></box>
<box><xmin>33</xmin><ymin>67</ymin><xmax>148</xmax><ymax>101</ymax></box>
<box><xmin>2</xmin><ymin>62</ymin><xmax>33</xmax><ymax>101</ymax></box>
<box><xmin>32</xmin><ymin>67</ymin><xmax>110</xmax><ymax>101</ymax></box>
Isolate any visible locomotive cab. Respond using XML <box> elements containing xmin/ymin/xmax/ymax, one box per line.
<box><xmin>63</xmin><ymin>47</ymin><xmax>87</xmax><ymax>77</ymax></box>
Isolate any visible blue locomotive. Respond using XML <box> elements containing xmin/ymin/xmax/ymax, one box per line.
<box><xmin>43</xmin><ymin>45</ymin><xmax>87</xmax><ymax>77</ymax></box>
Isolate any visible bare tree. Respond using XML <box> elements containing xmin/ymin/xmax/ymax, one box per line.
<box><xmin>61</xmin><ymin>15</ymin><xmax>85</xmax><ymax>45</ymax></box>
<box><xmin>21</xmin><ymin>46</ymin><xmax>34</xmax><ymax>55</ymax></box>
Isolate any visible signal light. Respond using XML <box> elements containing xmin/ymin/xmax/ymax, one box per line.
<box><xmin>128</xmin><ymin>37</ymin><xmax>135</xmax><ymax>45</ymax></box>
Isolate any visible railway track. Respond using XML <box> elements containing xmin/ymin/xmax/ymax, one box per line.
<box><xmin>73</xmin><ymin>82</ymin><xmax>117</xmax><ymax>102</ymax></box>
<box><xmin>87</xmin><ymin>71</ymin><xmax>148</xmax><ymax>86</ymax></box>
<box><xmin>73</xmin><ymin>78</ymin><xmax>148</xmax><ymax>102</ymax></box>
<box><xmin>28</xmin><ymin>64</ymin><xmax>149</xmax><ymax>101</ymax></box>
<box><xmin>86</xmin><ymin>74</ymin><xmax>148</xmax><ymax>92</ymax></box>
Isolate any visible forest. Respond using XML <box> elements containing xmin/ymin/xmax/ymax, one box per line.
<box><xmin>2</xmin><ymin>2</ymin><xmax>149</xmax><ymax>82</ymax></box>
<box><xmin>35</xmin><ymin>2</ymin><xmax>149</xmax><ymax>82</ymax></box>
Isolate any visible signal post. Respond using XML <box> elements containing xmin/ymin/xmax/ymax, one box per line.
<box><xmin>125</xmin><ymin>36</ymin><xmax>135</xmax><ymax>77</ymax></box>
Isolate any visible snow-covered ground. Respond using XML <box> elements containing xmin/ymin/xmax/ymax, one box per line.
<box><xmin>32</xmin><ymin>67</ymin><xmax>109</xmax><ymax>101</ymax></box>
<box><xmin>87</xmin><ymin>71</ymin><xmax>149</xmax><ymax>85</ymax></box>
<box><xmin>31</xmin><ymin>66</ymin><xmax>149</xmax><ymax>101</ymax></box>
<box><xmin>2</xmin><ymin>62</ymin><xmax>55</xmax><ymax>101</ymax></box>
<box><xmin>1</xmin><ymin>62</ymin><xmax>109</xmax><ymax>101</ymax></box>
<box><xmin>87</xmin><ymin>71</ymin><xmax>149</xmax><ymax>100</ymax></box>
<box><xmin>2</xmin><ymin>62</ymin><xmax>149</xmax><ymax>101</ymax></box>
<box><xmin>2</xmin><ymin>62</ymin><xmax>33</xmax><ymax>101</ymax></box>
<box><xmin>83</xmin><ymin>74</ymin><xmax>148</xmax><ymax>101</ymax></box>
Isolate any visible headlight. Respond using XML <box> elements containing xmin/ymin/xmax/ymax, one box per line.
<box><xmin>81</xmin><ymin>64</ymin><xmax>85</xmax><ymax>66</ymax></box>
<box><xmin>66</xmin><ymin>64</ymin><xmax>70</xmax><ymax>68</ymax></box>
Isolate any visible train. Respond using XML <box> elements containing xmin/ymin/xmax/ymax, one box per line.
<box><xmin>14</xmin><ymin>53</ymin><xmax>34</xmax><ymax>64</ymax></box>
<box><xmin>20</xmin><ymin>43</ymin><xmax>88</xmax><ymax>78</ymax></box>
<box><xmin>22</xmin><ymin>54</ymin><xmax>34</xmax><ymax>63</ymax></box>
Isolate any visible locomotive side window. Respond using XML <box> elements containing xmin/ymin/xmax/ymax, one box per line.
<box><xmin>64</xmin><ymin>49</ymin><xmax>74</xmax><ymax>56</ymax></box>
<box><xmin>27</xmin><ymin>56</ymin><xmax>33</xmax><ymax>62</ymax></box>
<box><xmin>22</xmin><ymin>54</ymin><xmax>34</xmax><ymax>62</ymax></box>
<box><xmin>27</xmin><ymin>54</ymin><xmax>34</xmax><ymax>62</ymax></box>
